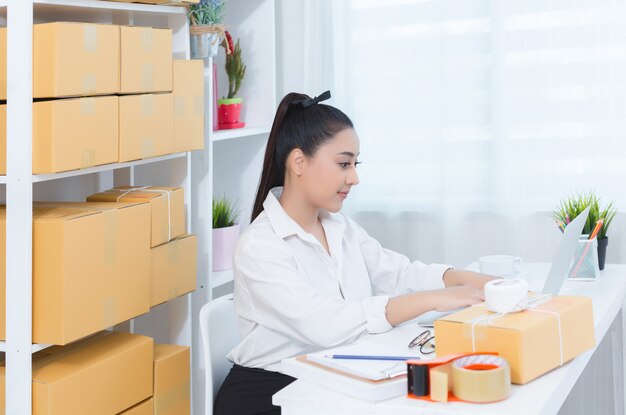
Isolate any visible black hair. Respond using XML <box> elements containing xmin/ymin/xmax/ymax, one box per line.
<box><xmin>250</xmin><ymin>92</ymin><xmax>354</xmax><ymax>222</ymax></box>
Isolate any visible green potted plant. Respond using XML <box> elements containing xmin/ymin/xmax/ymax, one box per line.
<box><xmin>552</xmin><ymin>191</ymin><xmax>618</xmax><ymax>270</ymax></box>
<box><xmin>218</xmin><ymin>30</ymin><xmax>246</xmax><ymax>129</ymax></box>
<box><xmin>212</xmin><ymin>196</ymin><xmax>240</xmax><ymax>271</ymax></box>
<box><xmin>187</xmin><ymin>0</ymin><xmax>227</xmax><ymax>59</ymax></box>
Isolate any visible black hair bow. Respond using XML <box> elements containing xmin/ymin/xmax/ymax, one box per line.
<box><xmin>293</xmin><ymin>90</ymin><xmax>331</xmax><ymax>108</ymax></box>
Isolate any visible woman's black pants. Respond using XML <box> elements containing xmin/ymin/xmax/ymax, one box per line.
<box><xmin>214</xmin><ymin>363</ymin><xmax>296</xmax><ymax>415</ymax></box>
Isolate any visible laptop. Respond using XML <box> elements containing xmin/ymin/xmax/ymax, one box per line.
<box><xmin>417</xmin><ymin>205</ymin><xmax>591</xmax><ymax>327</ymax></box>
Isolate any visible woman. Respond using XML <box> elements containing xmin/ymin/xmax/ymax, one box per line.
<box><xmin>214</xmin><ymin>91</ymin><xmax>495</xmax><ymax>415</ymax></box>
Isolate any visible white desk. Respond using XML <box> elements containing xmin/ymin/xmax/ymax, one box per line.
<box><xmin>274</xmin><ymin>263</ymin><xmax>626</xmax><ymax>415</ymax></box>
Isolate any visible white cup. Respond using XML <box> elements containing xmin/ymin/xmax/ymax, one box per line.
<box><xmin>479</xmin><ymin>255</ymin><xmax>523</xmax><ymax>277</ymax></box>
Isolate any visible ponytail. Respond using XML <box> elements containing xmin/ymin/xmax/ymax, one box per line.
<box><xmin>250</xmin><ymin>91</ymin><xmax>354</xmax><ymax>222</ymax></box>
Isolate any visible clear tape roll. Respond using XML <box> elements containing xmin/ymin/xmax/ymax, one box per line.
<box><xmin>484</xmin><ymin>278</ymin><xmax>528</xmax><ymax>314</ymax></box>
<box><xmin>451</xmin><ymin>354</ymin><xmax>511</xmax><ymax>403</ymax></box>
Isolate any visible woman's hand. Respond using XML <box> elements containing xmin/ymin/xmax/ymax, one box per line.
<box><xmin>431</xmin><ymin>285</ymin><xmax>484</xmax><ymax>312</ymax></box>
<box><xmin>443</xmin><ymin>269</ymin><xmax>498</xmax><ymax>290</ymax></box>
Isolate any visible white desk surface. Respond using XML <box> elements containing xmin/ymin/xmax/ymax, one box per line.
<box><xmin>273</xmin><ymin>263</ymin><xmax>626</xmax><ymax>415</ymax></box>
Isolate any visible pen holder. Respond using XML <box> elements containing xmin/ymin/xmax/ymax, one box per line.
<box><xmin>568</xmin><ymin>236</ymin><xmax>600</xmax><ymax>280</ymax></box>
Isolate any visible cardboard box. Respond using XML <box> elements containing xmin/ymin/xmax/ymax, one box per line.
<box><xmin>0</xmin><ymin>202</ymin><xmax>150</xmax><ymax>345</ymax></box>
<box><xmin>0</xmin><ymin>331</ymin><xmax>153</xmax><ymax>415</ymax></box>
<box><xmin>173</xmin><ymin>60</ymin><xmax>204</xmax><ymax>152</ymax></box>
<box><xmin>118</xmin><ymin>398</ymin><xmax>154</xmax><ymax>415</ymax></box>
<box><xmin>434</xmin><ymin>295</ymin><xmax>595</xmax><ymax>384</ymax></box>
<box><xmin>120</xmin><ymin>26</ymin><xmax>172</xmax><ymax>94</ymax></box>
<box><xmin>150</xmin><ymin>234</ymin><xmax>197</xmax><ymax>307</ymax></box>
<box><xmin>87</xmin><ymin>186</ymin><xmax>185</xmax><ymax>248</ymax></box>
<box><xmin>154</xmin><ymin>344</ymin><xmax>191</xmax><ymax>415</ymax></box>
<box><xmin>0</xmin><ymin>22</ymin><xmax>120</xmax><ymax>100</ymax></box>
<box><xmin>119</xmin><ymin>93</ymin><xmax>174</xmax><ymax>162</ymax></box>
<box><xmin>0</xmin><ymin>96</ymin><xmax>119</xmax><ymax>174</ymax></box>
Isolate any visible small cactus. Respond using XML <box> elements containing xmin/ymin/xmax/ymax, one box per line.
<box><xmin>222</xmin><ymin>32</ymin><xmax>246</xmax><ymax>99</ymax></box>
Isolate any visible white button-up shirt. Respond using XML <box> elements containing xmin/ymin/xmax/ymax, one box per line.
<box><xmin>227</xmin><ymin>187</ymin><xmax>452</xmax><ymax>372</ymax></box>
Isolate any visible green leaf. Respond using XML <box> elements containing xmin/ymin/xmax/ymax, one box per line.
<box><xmin>212</xmin><ymin>196</ymin><xmax>241</xmax><ymax>229</ymax></box>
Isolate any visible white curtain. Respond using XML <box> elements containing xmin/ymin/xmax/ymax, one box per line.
<box><xmin>276</xmin><ymin>1</ymin><xmax>626</xmax><ymax>413</ymax></box>
<box><xmin>278</xmin><ymin>0</ymin><xmax>626</xmax><ymax>269</ymax></box>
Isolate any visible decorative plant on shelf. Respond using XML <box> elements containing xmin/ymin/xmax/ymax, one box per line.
<box><xmin>217</xmin><ymin>30</ymin><xmax>247</xmax><ymax>130</ymax></box>
<box><xmin>187</xmin><ymin>0</ymin><xmax>227</xmax><ymax>59</ymax></box>
<box><xmin>552</xmin><ymin>191</ymin><xmax>618</xmax><ymax>270</ymax></box>
<box><xmin>212</xmin><ymin>196</ymin><xmax>241</xmax><ymax>272</ymax></box>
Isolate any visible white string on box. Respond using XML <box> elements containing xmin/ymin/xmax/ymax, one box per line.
<box><xmin>469</xmin><ymin>278</ymin><xmax>565</xmax><ymax>366</ymax></box>
<box><xmin>109</xmin><ymin>186</ymin><xmax>173</xmax><ymax>241</ymax></box>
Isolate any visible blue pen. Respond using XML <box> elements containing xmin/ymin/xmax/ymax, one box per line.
<box><xmin>324</xmin><ymin>354</ymin><xmax>420</xmax><ymax>361</ymax></box>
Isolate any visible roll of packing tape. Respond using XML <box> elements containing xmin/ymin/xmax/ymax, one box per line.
<box><xmin>484</xmin><ymin>278</ymin><xmax>528</xmax><ymax>313</ymax></box>
<box><xmin>451</xmin><ymin>354</ymin><xmax>511</xmax><ymax>403</ymax></box>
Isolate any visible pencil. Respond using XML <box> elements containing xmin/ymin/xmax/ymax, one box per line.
<box><xmin>324</xmin><ymin>354</ymin><xmax>420</xmax><ymax>361</ymax></box>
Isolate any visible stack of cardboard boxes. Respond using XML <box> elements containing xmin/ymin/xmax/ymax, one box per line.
<box><xmin>0</xmin><ymin>21</ymin><xmax>201</xmax><ymax>415</ymax></box>
<box><xmin>0</xmin><ymin>332</ymin><xmax>191</xmax><ymax>414</ymax></box>
<box><xmin>0</xmin><ymin>22</ymin><xmax>205</xmax><ymax>174</ymax></box>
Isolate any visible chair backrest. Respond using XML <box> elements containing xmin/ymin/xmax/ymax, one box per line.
<box><xmin>199</xmin><ymin>293</ymin><xmax>240</xmax><ymax>415</ymax></box>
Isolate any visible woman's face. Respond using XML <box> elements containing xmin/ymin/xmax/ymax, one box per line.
<box><xmin>301</xmin><ymin>128</ymin><xmax>361</xmax><ymax>213</ymax></box>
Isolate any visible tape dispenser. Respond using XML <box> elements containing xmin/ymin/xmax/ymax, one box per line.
<box><xmin>407</xmin><ymin>352</ymin><xmax>511</xmax><ymax>403</ymax></box>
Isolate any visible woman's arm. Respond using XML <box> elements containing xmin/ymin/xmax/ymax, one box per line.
<box><xmin>385</xmin><ymin>285</ymin><xmax>485</xmax><ymax>326</ymax></box>
<box><xmin>442</xmin><ymin>269</ymin><xmax>498</xmax><ymax>289</ymax></box>
<box><xmin>385</xmin><ymin>270</ymin><xmax>498</xmax><ymax>326</ymax></box>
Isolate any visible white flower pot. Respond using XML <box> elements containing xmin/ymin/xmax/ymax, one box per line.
<box><xmin>212</xmin><ymin>224</ymin><xmax>240</xmax><ymax>272</ymax></box>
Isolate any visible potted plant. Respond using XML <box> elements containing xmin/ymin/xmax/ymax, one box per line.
<box><xmin>212</xmin><ymin>196</ymin><xmax>241</xmax><ymax>272</ymax></box>
<box><xmin>218</xmin><ymin>31</ymin><xmax>246</xmax><ymax>129</ymax></box>
<box><xmin>552</xmin><ymin>191</ymin><xmax>618</xmax><ymax>270</ymax></box>
<box><xmin>187</xmin><ymin>0</ymin><xmax>227</xmax><ymax>59</ymax></box>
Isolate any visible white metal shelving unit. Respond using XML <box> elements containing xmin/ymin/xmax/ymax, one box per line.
<box><xmin>2</xmin><ymin>0</ymin><xmax>276</xmax><ymax>413</ymax></box>
<box><xmin>2</xmin><ymin>1</ymin><xmax>193</xmax><ymax>414</ymax></box>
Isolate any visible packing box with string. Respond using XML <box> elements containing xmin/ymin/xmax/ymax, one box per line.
<box><xmin>120</xmin><ymin>26</ymin><xmax>172</xmax><ymax>94</ymax></box>
<box><xmin>0</xmin><ymin>331</ymin><xmax>153</xmax><ymax>415</ymax></box>
<box><xmin>87</xmin><ymin>186</ymin><xmax>185</xmax><ymax>248</ymax></box>
<box><xmin>150</xmin><ymin>234</ymin><xmax>197</xmax><ymax>307</ymax></box>
<box><xmin>118</xmin><ymin>93</ymin><xmax>174</xmax><ymax>162</ymax></box>
<box><xmin>0</xmin><ymin>96</ymin><xmax>119</xmax><ymax>174</ymax></box>
<box><xmin>153</xmin><ymin>344</ymin><xmax>190</xmax><ymax>415</ymax></box>
<box><xmin>0</xmin><ymin>202</ymin><xmax>150</xmax><ymax>345</ymax></box>
<box><xmin>434</xmin><ymin>295</ymin><xmax>595</xmax><ymax>384</ymax></box>
<box><xmin>173</xmin><ymin>60</ymin><xmax>204</xmax><ymax>152</ymax></box>
<box><xmin>0</xmin><ymin>22</ymin><xmax>120</xmax><ymax>100</ymax></box>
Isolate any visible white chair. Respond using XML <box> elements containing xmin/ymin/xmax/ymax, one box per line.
<box><xmin>199</xmin><ymin>293</ymin><xmax>240</xmax><ymax>415</ymax></box>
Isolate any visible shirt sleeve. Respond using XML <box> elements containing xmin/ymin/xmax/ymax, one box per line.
<box><xmin>233</xmin><ymin>234</ymin><xmax>393</xmax><ymax>349</ymax></box>
<box><xmin>350</xmin><ymin>217</ymin><xmax>453</xmax><ymax>296</ymax></box>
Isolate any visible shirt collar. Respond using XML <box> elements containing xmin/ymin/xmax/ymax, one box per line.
<box><xmin>263</xmin><ymin>187</ymin><xmax>345</xmax><ymax>241</ymax></box>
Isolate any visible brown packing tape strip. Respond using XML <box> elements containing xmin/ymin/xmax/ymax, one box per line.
<box><xmin>141</xmin><ymin>27</ymin><xmax>154</xmax><ymax>52</ymax></box>
<box><xmin>81</xmin><ymin>149</ymin><xmax>96</xmax><ymax>169</ymax></box>
<box><xmin>82</xmin><ymin>25</ymin><xmax>98</xmax><ymax>93</ymax></box>
<box><xmin>142</xmin><ymin>63</ymin><xmax>154</xmax><ymax>91</ymax></box>
<box><xmin>82</xmin><ymin>74</ymin><xmax>97</xmax><ymax>94</ymax></box>
<box><xmin>194</xmin><ymin>95</ymin><xmax>204</xmax><ymax>116</ymax></box>
<box><xmin>155</xmin><ymin>381</ymin><xmax>190</xmax><ymax>412</ymax></box>
<box><xmin>142</xmin><ymin>138</ymin><xmax>155</xmax><ymax>159</ymax></box>
<box><xmin>80</xmin><ymin>97</ymin><xmax>96</xmax><ymax>114</ymax></box>
<box><xmin>175</xmin><ymin>96</ymin><xmax>185</xmax><ymax>118</ymax></box>
<box><xmin>141</xmin><ymin>94</ymin><xmax>154</xmax><ymax>115</ymax></box>
<box><xmin>103</xmin><ymin>297</ymin><xmax>118</xmax><ymax>328</ymax></box>
<box><xmin>83</xmin><ymin>24</ymin><xmax>98</xmax><ymax>53</ymax></box>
